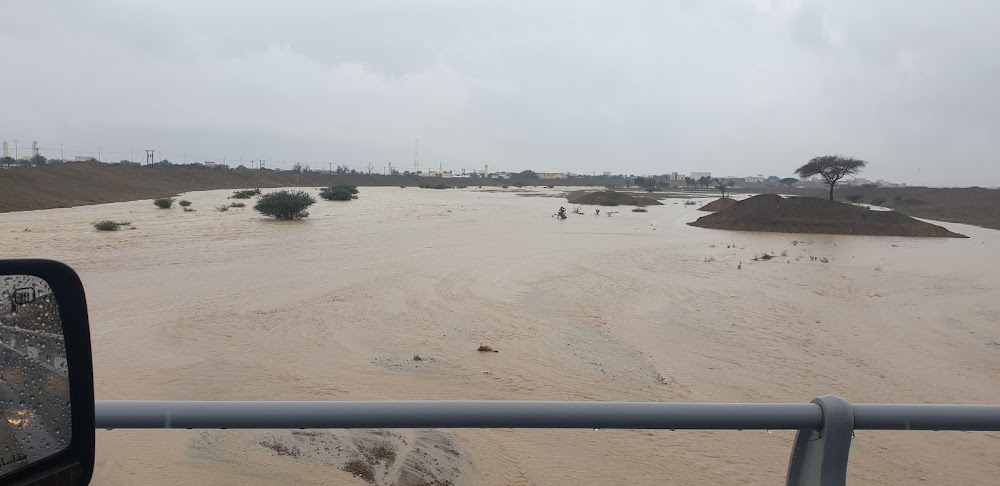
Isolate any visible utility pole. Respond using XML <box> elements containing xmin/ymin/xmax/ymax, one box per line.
<box><xmin>388</xmin><ymin>161</ymin><xmax>392</xmax><ymax>175</ymax></box>
<box><xmin>13</xmin><ymin>140</ymin><xmax>17</xmax><ymax>159</ymax></box>
<box><xmin>130</xmin><ymin>148</ymin><xmax>133</xmax><ymax>163</ymax></box>
<box><xmin>145</xmin><ymin>150</ymin><xmax>154</xmax><ymax>165</ymax></box>
<box><xmin>98</xmin><ymin>146</ymin><xmax>101</xmax><ymax>162</ymax></box>
<box><xmin>61</xmin><ymin>144</ymin><xmax>64</xmax><ymax>160</ymax></box>
<box><xmin>414</xmin><ymin>138</ymin><xmax>419</xmax><ymax>172</ymax></box>
<box><xmin>329</xmin><ymin>162</ymin><xmax>332</xmax><ymax>173</ymax></box>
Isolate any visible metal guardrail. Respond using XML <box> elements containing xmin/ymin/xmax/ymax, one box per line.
<box><xmin>94</xmin><ymin>395</ymin><xmax>1000</xmax><ymax>486</ymax></box>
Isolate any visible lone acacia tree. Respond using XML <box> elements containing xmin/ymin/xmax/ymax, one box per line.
<box><xmin>795</xmin><ymin>155</ymin><xmax>868</xmax><ymax>201</ymax></box>
<box><xmin>711</xmin><ymin>178</ymin><xmax>734</xmax><ymax>198</ymax></box>
<box><xmin>780</xmin><ymin>177</ymin><xmax>798</xmax><ymax>188</ymax></box>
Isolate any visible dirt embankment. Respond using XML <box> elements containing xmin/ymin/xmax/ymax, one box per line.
<box><xmin>0</xmin><ymin>162</ymin><xmax>502</xmax><ymax>212</ymax></box>
<box><xmin>690</xmin><ymin>194</ymin><xmax>968</xmax><ymax>237</ymax></box>
<box><xmin>566</xmin><ymin>190</ymin><xmax>663</xmax><ymax>207</ymax></box>
<box><xmin>698</xmin><ymin>197</ymin><xmax>738</xmax><ymax>212</ymax></box>
<box><xmin>733</xmin><ymin>186</ymin><xmax>1000</xmax><ymax>231</ymax></box>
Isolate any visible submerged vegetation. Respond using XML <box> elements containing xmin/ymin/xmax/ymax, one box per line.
<box><xmin>254</xmin><ymin>190</ymin><xmax>316</xmax><ymax>220</ymax></box>
<box><xmin>231</xmin><ymin>188</ymin><xmax>262</xmax><ymax>199</ymax></box>
<box><xmin>93</xmin><ymin>220</ymin><xmax>130</xmax><ymax>231</ymax></box>
<box><xmin>320</xmin><ymin>185</ymin><xmax>360</xmax><ymax>200</ymax></box>
<box><xmin>153</xmin><ymin>197</ymin><xmax>175</xmax><ymax>209</ymax></box>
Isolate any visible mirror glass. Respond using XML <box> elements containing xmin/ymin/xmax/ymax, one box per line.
<box><xmin>0</xmin><ymin>275</ymin><xmax>71</xmax><ymax>476</ymax></box>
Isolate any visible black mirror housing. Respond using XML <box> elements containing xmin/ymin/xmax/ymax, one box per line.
<box><xmin>0</xmin><ymin>259</ymin><xmax>94</xmax><ymax>485</ymax></box>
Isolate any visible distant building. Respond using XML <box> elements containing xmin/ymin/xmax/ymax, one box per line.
<box><xmin>536</xmin><ymin>172</ymin><xmax>569</xmax><ymax>179</ymax></box>
<box><xmin>744</xmin><ymin>174</ymin><xmax>766</xmax><ymax>183</ymax></box>
<box><xmin>75</xmin><ymin>156</ymin><xmax>97</xmax><ymax>162</ymax></box>
<box><xmin>664</xmin><ymin>172</ymin><xmax>684</xmax><ymax>181</ymax></box>
<box><xmin>690</xmin><ymin>171</ymin><xmax>711</xmax><ymax>180</ymax></box>
<box><xmin>602</xmin><ymin>171</ymin><xmax>612</xmax><ymax>177</ymax></box>
<box><xmin>204</xmin><ymin>161</ymin><xmax>217</xmax><ymax>167</ymax></box>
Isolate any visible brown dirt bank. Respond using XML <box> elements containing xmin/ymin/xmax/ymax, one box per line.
<box><xmin>698</xmin><ymin>197</ymin><xmax>738</xmax><ymax>212</ymax></box>
<box><xmin>690</xmin><ymin>194</ymin><xmax>968</xmax><ymax>237</ymax></box>
<box><xmin>0</xmin><ymin>161</ymin><xmax>509</xmax><ymax>212</ymax></box>
<box><xmin>567</xmin><ymin>190</ymin><xmax>663</xmax><ymax>206</ymax></box>
<box><xmin>732</xmin><ymin>186</ymin><xmax>1000</xmax><ymax>231</ymax></box>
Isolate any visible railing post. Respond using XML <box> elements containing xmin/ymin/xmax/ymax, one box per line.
<box><xmin>786</xmin><ymin>395</ymin><xmax>854</xmax><ymax>486</ymax></box>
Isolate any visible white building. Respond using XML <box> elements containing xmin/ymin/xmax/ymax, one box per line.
<box><xmin>690</xmin><ymin>171</ymin><xmax>712</xmax><ymax>180</ymax></box>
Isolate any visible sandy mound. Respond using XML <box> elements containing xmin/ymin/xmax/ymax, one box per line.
<box><xmin>192</xmin><ymin>428</ymin><xmax>472</xmax><ymax>485</ymax></box>
<box><xmin>698</xmin><ymin>197</ymin><xmax>738</xmax><ymax>212</ymax></box>
<box><xmin>566</xmin><ymin>191</ymin><xmax>663</xmax><ymax>206</ymax></box>
<box><xmin>689</xmin><ymin>194</ymin><xmax>967</xmax><ymax>237</ymax></box>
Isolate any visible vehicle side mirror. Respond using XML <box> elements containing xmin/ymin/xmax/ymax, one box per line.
<box><xmin>0</xmin><ymin>260</ymin><xmax>94</xmax><ymax>485</ymax></box>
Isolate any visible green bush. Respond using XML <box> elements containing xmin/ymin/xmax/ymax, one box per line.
<box><xmin>846</xmin><ymin>194</ymin><xmax>863</xmax><ymax>203</ymax></box>
<box><xmin>94</xmin><ymin>220</ymin><xmax>130</xmax><ymax>231</ymax></box>
<box><xmin>231</xmin><ymin>188</ymin><xmax>262</xmax><ymax>199</ymax></box>
<box><xmin>153</xmin><ymin>197</ymin><xmax>175</xmax><ymax>209</ymax></box>
<box><xmin>254</xmin><ymin>190</ymin><xmax>316</xmax><ymax>220</ymax></box>
<box><xmin>229</xmin><ymin>202</ymin><xmax>246</xmax><ymax>208</ymax></box>
<box><xmin>320</xmin><ymin>185</ymin><xmax>359</xmax><ymax>200</ymax></box>
<box><xmin>871</xmin><ymin>197</ymin><xmax>886</xmax><ymax>206</ymax></box>
<box><xmin>178</xmin><ymin>200</ymin><xmax>192</xmax><ymax>207</ymax></box>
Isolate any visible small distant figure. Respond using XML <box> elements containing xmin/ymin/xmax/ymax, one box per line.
<box><xmin>595</xmin><ymin>208</ymin><xmax>600</xmax><ymax>216</ymax></box>
<box><xmin>738</xmin><ymin>262</ymin><xmax>742</xmax><ymax>270</ymax></box>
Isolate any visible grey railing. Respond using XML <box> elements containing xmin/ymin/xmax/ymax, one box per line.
<box><xmin>95</xmin><ymin>395</ymin><xmax>1000</xmax><ymax>486</ymax></box>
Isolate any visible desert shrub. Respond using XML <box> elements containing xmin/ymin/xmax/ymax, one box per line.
<box><xmin>846</xmin><ymin>194</ymin><xmax>864</xmax><ymax>203</ymax></box>
<box><xmin>556</xmin><ymin>207</ymin><xmax>567</xmax><ymax>219</ymax></box>
<box><xmin>153</xmin><ymin>197</ymin><xmax>175</xmax><ymax>209</ymax></box>
<box><xmin>400</xmin><ymin>185</ymin><xmax>406</xmax><ymax>188</ymax></box>
<box><xmin>178</xmin><ymin>200</ymin><xmax>192</xmax><ymax>207</ymax></box>
<box><xmin>546</xmin><ymin>185</ymin><xmax>555</xmax><ymax>189</ymax></box>
<box><xmin>229</xmin><ymin>202</ymin><xmax>246</xmax><ymax>208</ymax></box>
<box><xmin>501</xmin><ymin>185</ymin><xmax>509</xmax><ymax>189</ymax></box>
<box><xmin>871</xmin><ymin>197</ymin><xmax>886</xmax><ymax>206</ymax></box>
<box><xmin>94</xmin><ymin>220</ymin><xmax>128</xmax><ymax>231</ymax></box>
<box><xmin>683</xmin><ymin>200</ymin><xmax>697</xmax><ymax>206</ymax></box>
<box><xmin>182</xmin><ymin>207</ymin><xmax>196</xmax><ymax>212</ymax></box>
<box><xmin>571</xmin><ymin>206</ymin><xmax>583</xmax><ymax>214</ymax></box>
<box><xmin>254</xmin><ymin>190</ymin><xmax>316</xmax><ymax>220</ymax></box>
<box><xmin>632</xmin><ymin>207</ymin><xmax>648</xmax><ymax>212</ymax></box>
<box><xmin>231</xmin><ymin>188</ymin><xmax>262</xmax><ymax>199</ymax></box>
<box><xmin>477</xmin><ymin>345</ymin><xmax>498</xmax><ymax>352</ymax></box>
<box><xmin>216</xmin><ymin>205</ymin><xmax>230</xmax><ymax>212</ymax></box>
<box><xmin>320</xmin><ymin>185</ymin><xmax>358</xmax><ymax>200</ymax></box>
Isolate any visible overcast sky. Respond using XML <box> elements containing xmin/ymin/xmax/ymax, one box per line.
<box><xmin>2</xmin><ymin>0</ymin><xmax>998</xmax><ymax>186</ymax></box>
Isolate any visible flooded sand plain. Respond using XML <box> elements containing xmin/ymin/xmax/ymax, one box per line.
<box><xmin>2</xmin><ymin>187</ymin><xmax>999</xmax><ymax>485</ymax></box>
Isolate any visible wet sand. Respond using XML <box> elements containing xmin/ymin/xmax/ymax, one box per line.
<box><xmin>2</xmin><ymin>186</ymin><xmax>999</xmax><ymax>484</ymax></box>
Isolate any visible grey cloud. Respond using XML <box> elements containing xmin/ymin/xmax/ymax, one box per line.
<box><xmin>2</xmin><ymin>0</ymin><xmax>998</xmax><ymax>185</ymax></box>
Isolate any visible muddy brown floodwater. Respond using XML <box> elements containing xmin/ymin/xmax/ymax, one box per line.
<box><xmin>2</xmin><ymin>187</ymin><xmax>1000</xmax><ymax>485</ymax></box>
